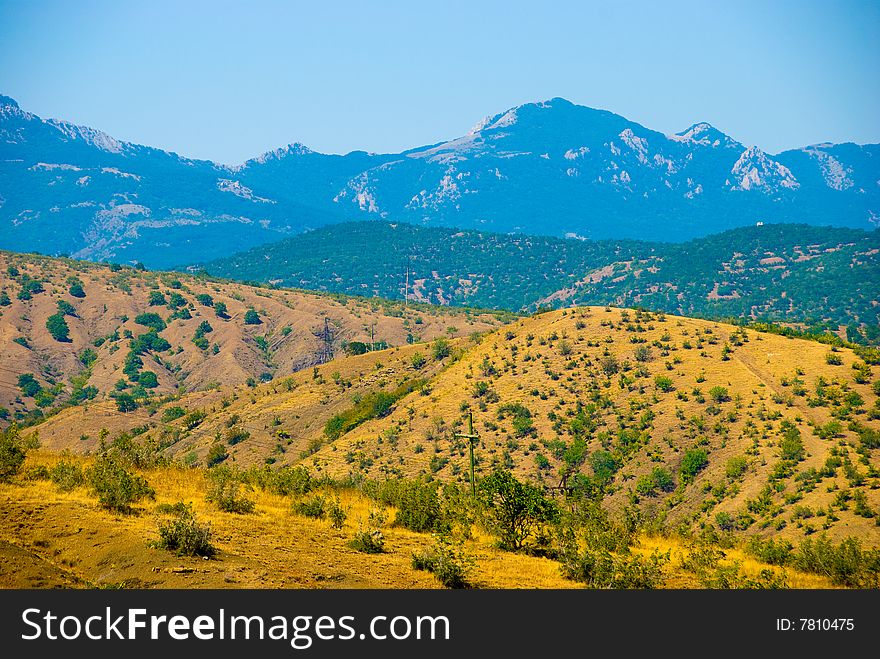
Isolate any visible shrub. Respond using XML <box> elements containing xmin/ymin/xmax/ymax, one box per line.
<box><xmin>679</xmin><ymin>448</ymin><xmax>708</xmax><ymax>484</ymax></box>
<box><xmin>49</xmin><ymin>459</ymin><xmax>85</xmax><ymax>491</ymax></box>
<box><xmin>134</xmin><ymin>312</ymin><xmax>166</xmax><ymax>332</ymax></box>
<box><xmin>244</xmin><ymin>309</ymin><xmax>262</xmax><ymax>325</ymax></box>
<box><xmin>410</xmin><ymin>352</ymin><xmax>427</xmax><ymax>369</ymax></box>
<box><xmin>709</xmin><ymin>386</ymin><xmax>730</xmax><ymax>403</ymax></box>
<box><xmin>349</xmin><ymin>529</ymin><xmax>385</xmax><ymax>554</ymax></box>
<box><xmin>431</xmin><ymin>337</ymin><xmax>451</xmax><ymax>360</ymax></box>
<box><xmin>214</xmin><ymin>301</ymin><xmax>229</xmax><ymax>318</ymax></box>
<box><xmin>478</xmin><ymin>469</ymin><xmax>557</xmax><ymax>551</ymax></box>
<box><xmin>635</xmin><ymin>467</ymin><xmax>675</xmax><ymax>496</ymax></box>
<box><xmin>161</xmin><ymin>406</ymin><xmax>187</xmax><ymax>423</ymax></box>
<box><xmin>88</xmin><ymin>455</ymin><xmax>155</xmax><ymax>513</ymax></box>
<box><xmin>725</xmin><ymin>456</ymin><xmax>748</xmax><ymax>479</ymax></box>
<box><xmin>654</xmin><ymin>375</ymin><xmax>674</xmax><ymax>392</ymax></box>
<box><xmin>293</xmin><ymin>495</ymin><xmax>327</xmax><ymax>519</ymax></box>
<box><xmin>392</xmin><ymin>480</ymin><xmax>443</xmax><ymax>532</ymax></box>
<box><xmin>0</xmin><ymin>426</ymin><xmax>27</xmax><ymax>482</ymax></box>
<box><xmin>559</xmin><ymin>533</ymin><xmax>667</xmax><ymax>588</ymax></box>
<box><xmin>205</xmin><ymin>466</ymin><xmax>254</xmax><ymax>513</ymax></box>
<box><xmin>328</xmin><ymin>499</ymin><xmax>347</xmax><ymax>530</ymax></box>
<box><xmin>411</xmin><ymin>534</ymin><xmax>476</xmax><ymax>588</ymax></box>
<box><xmin>138</xmin><ymin>371</ymin><xmax>159</xmax><ymax>388</ymax></box>
<box><xmin>196</xmin><ymin>293</ymin><xmax>214</xmax><ymax>307</ymax></box>
<box><xmin>113</xmin><ymin>393</ymin><xmax>138</xmax><ymax>413</ymax></box>
<box><xmin>634</xmin><ymin>346</ymin><xmax>653</xmax><ymax>362</ymax></box>
<box><xmin>205</xmin><ymin>443</ymin><xmax>229</xmax><ymax>467</ymax></box>
<box><xmin>56</xmin><ymin>299</ymin><xmax>77</xmax><ymax>316</ymax></box>
<box><xmin>154</xmin><ymin>504</ymin><xmax>215</xmax><ymax>557</ymax></box>
<box><xmin>46</xmin><ymin>312</ymin><xmax>70</xmax><ymax>342</ymax></box>
<box><xmin>17</xmin><ymin>374</ymin><xmax>42</xmax><ymax>398</ymax></box>
<box><xmin>181</xmin><ymin>410</ymin><xmax>207</xmax><ymax>429</ymax></box>
<box><xmin>825</xmin><ymin>353</ymin><xmax>842</xmax><ymax>365</ymax></box>
<box><xmin>68</xmin><ymin>281</ymin><xmax>86</xmax><ymax>298</ymax></box>
<box><xmin>225</xmin><ymin>426</ymin><xmax>250</xmax><ymax>445</ymax></box>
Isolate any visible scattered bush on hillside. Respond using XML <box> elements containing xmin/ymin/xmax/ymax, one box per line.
<box><xmin>205</xmin><ymin>466</ymin><xmax>254</xmax><ymax>513</ymax></box>
<box><xmin>293</xmin><ymin>494</ymin><xmax>327</xmax><ymax>519</ymax></box>
<box><xmin>244</xmin><ymin>309</ymin><xmax>261</xmax><ymax>325</ymax></box>
<box><xmin>49</xmin><ymin>459</ymin><xmax>85</xmax><ymax>491</ymax></box>
<box><xmin>679</xmin><ymin>448</ymin><xmax>709</xmax><ymax>485</ymax></box>
<box><xmin>205</xmin><ymin>443</ymin><xmax>229</xmax><ymax>467</ymax></box>
<box><xmin>411</xmin><ymin>533</ymin><xmax>476</xmax><ymax>588</ymax></box>
<box><xmin>46</xmin><ymin>312</ymin><xmax>70</xmax><ymax>342</ymax></box>
<box><xmin>153</xmin><ymin>503</ymin><xmax>215</xmax><ymax>557</ymax></box>
<box><xmin>349</xmin><ymin>509</ymin><xmax>386</xmax><ymax>554</ymax></box>
<box><xmin>88</xmin><ymin>455</ymin><xmax>155</xmax><ymax>513</ymax></box>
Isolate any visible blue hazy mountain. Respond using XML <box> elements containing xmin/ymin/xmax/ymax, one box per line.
<box><xmin>1</xmin><ymin>94</ymin><xmax>877</xmax><ymax>267</ymax></box>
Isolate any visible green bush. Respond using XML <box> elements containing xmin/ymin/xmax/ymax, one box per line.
<box><xmin>88</xmin><ymin>455</ymin><xmax>155</xmax><ymax>513</ymax></box>
<box><xmin>328</xmin><ymin>499</ymin><xmax>347</xmax><ymax>530</ymax></box>
<box><xmin>205</xmin><ymin>443</ymin><xmax>229</xmax><ymax>467</ymax></box>
<box><xmin>46</xmin><ymin>312</ymin><xmax>70</xmax><ymax>342</ymax></box>
<box><xmin>349</xmin><ymin>529</ymin><xmax>385</xmax><ymax>554</ymax></box>
<box><xmin>161</xmin><ymin>406</ymin><xmax>187</xmax><ymax>423</ymax></box>
<box><xmin>709</xmin><ymin>386</ymin><xmax>730</xmax><ymax>403</ymax></box>
<box><xmin>205</xmin><ymin>466</ymin><xmax>254</xmax><ymax>513</ymax></box>
<box><xmin>49</xmin><ymin>459</ymin><xmax>85</xmax><ymax>491</ymax></box>
<box><xmin>293</xmin><ymin>495</ymin><xmax>327</xmax><ymax>519</ymax></box>
<box><xmin>0</xmin><ymin>426</ymin><xmax>27</xmax><ymax>482</ymax></box>
<box><xmin>411</xmin><ymin>534</ymin><xmax>476</xmax><ymax>588</ymax></box>
<box><xmin>154</xmin><ymin>503</ymin><xmax>215</xmax><ymax>557</ymax></box>
<box><xmin>559</xmin><ymin>533</ymin><xmax>667</xmax><ymax>589</ymax></box>
<box><xmin>654</xmin><ymin>375</ymin><xmax>674</xmax><ymax>392</ymax></box>
<box><xmin>431</xmin><ymin>337</ymin><xmax>451</xmax><ymax>360</ymax></box>
<box><xmin>244</xmin><ymin>309</ymin><xmax>261</xmax><ymax>325</ymax></box>
<box><xmin>324</xmin><ymin>379</ymin><xmax>424</xmax><ymax>440</ymax></box>
<box><xmin>679</xmin><ymin>448</ymin><xmax>709</xmax><ymax>484</ymax></box>
<box><xmin>134</xmin><ymin>312</ymin><xmax>166</xmax><ymax>332</ymax></box>
<box><xmin>478</xmin><ymin>469</ymin><xmax>558</xmax><ymax>551</ymax></box>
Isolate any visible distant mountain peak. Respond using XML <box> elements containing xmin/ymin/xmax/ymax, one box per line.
<box><xmin>248</xmin><ymin>142</ymin><xmax>314</xmax><ymax>164</ymax></box>
<box><xmin>670</xmin><ymin>122</ymin><xmax>739</xmax><ymax>148</ymax></box>
<box><xmin>0</xmin><ymin>94</ymin><xmax>19</xmax><ymax>109</ymax></box>
<box><xmin>468</xmin><ymin>97</ymin><xmax>578</xmax><ymax>135</ymax></box>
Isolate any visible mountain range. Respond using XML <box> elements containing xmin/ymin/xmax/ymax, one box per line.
<box><xmin>1</xmin><ymin>94</ymin><xmax>878</xmax><ymax>268</ymax></box>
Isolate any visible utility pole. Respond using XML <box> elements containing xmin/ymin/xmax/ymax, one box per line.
<box><xmin>454</xmin><ymin>412</ymin><xmax>480</xmax><ymax>498</ymax></box>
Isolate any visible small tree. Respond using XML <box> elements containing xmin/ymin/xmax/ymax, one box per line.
<box><xmin>478</xmin><ymin>469</ymin><xmax>557</xmax><ymax>551</ymax></box>
<box><xmin>244</xmin><ymin>309</ymin><xmax>261</xmax><ymax>325</ymax></box>
<box><xmin>88</xmin><ymin>455</ymin><xmax>155</xmax><ymax>513</ymax></box>
<box><xmin>0</xmin><ymin>425</ymin><xmax>27</xmax><ymax>482</ymax></box>
<box><xmin>214</xmin><ymin>301</ymin><xmax>229</xmax><ymax>319</ymax></box>
<box><xmin>679</xmin><ymin>448</ymin><xmax>709</xmax><ymax>484</ymax></box>
<box><xmin>431</xmin><ymin>337</ymin><xmax>451</xmax><ymax>360</ymax></box>
<box><xmin>46</xmin><ymin>313</ymin><xmax>70</xmax><ymax>342</ymax></box>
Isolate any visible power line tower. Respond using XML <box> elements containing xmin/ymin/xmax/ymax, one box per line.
<box><xmin>314</xmin><ymin>316</ymin><xmax>334</xmax><ymax>364</ymax></box>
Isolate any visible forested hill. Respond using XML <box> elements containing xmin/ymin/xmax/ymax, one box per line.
<box><xmin>199</xmin><ymin>222</ymin><xmax>880</xmax><ymax>343</ymax></box>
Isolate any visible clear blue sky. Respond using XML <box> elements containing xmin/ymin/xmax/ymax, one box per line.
<box><xmin>1</xmin><ymin>0</ymin><xmax>877</xmax><ymax>164</ymax></box>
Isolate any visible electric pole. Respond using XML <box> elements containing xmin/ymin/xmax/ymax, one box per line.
<box><xmin>454</xmin><ymin>411</ymin><xmax>480</xmax><ymax>498</ymax></box>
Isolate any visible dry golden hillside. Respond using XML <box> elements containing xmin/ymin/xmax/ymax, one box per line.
<box><xmin>24</xmin><ymin>306</ymin><xmax>880</xmax><ymax>546</ymax></box>
<box><xmin>0</xmin><ymin>251</ymin><xmax>509</xmax><ymax>422</ymax></box>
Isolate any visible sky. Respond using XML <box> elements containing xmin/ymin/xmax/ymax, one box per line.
<box><xmin>0</xmin><ymin>0</ymin><xmax>878</xmax><ymax>165</ymax></box>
